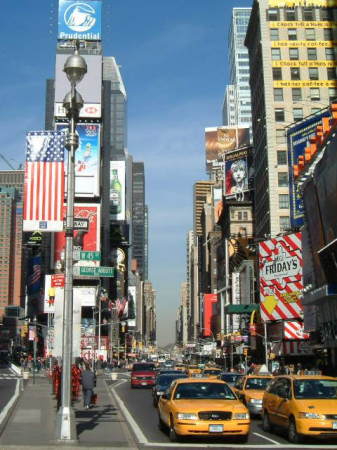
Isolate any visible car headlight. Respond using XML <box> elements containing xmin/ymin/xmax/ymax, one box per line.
<box><xmin>298</xmin><ymin>412</ymin><xmax>326</xmax><ymax>420</ymax></box>
<box><xmin>177</xmin><ymin>413</ymin><xmax>198</xmax><ymax>420</ymax></box>
<box><xmin>248</xmin><ymin>398</ymin><xmax>262</xmax><ymax>404</ymax></box>
<box><xmin>156</xmin><ymin>391</ymin><xmax>165</xmax><ymax>396</ymax></box>
<box><xmin>233</xmin><ymin>412</ymin><xmax>250</xmax><ymax>420</ymax></box>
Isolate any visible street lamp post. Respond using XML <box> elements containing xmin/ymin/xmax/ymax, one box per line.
<box><xmin>55</xmin><ymin>41</ymin><xmax>87</xmax><ymax>443</ymax></box>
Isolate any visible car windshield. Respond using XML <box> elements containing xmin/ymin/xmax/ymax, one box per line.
<box><xmin>294</xmin><ymin>379</ymin><xmax>337</xmax><ymax>399</ymax></box>
<box><xmin>245</xmin><ymin>378</ymin><xmax>271</xmax><ymax>390</ymax></box>
<box><xmin>156</xmin><ymin>374</ymin><xmax>187</xmax><ymax>388</ymax></box>
<box><xmin>173</xmin><ymin>382</ymin><xmax>236</xmax><ymax>400</ymax></box>
<box><xmin>132</xmin><ymin>364</ymin><xmax>155</xmax><ymax>372</ymax></box>
<box><xmin>221</xmin><ymin>374</ymin><xmax>241</xmax><ymax>384</ymax></box>
<box><xmin>204</xmin><ymin>369</ymin><xmax>221</xmax><ymax>374</ymax></box>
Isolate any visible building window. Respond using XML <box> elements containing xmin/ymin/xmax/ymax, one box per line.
<box><xmin>326</xmin><ymin>48</ymin><xmax>335</xmax><ymax>60</ymax></box>
<box><xmin>290</xmin><ymin>67</ymin><xmax>300</xmax><ymax>80</ymax></box>
<box><xmin>280</xmin><ymin>216</ymin><xmax>291</xmax><ymax>232</ymax></box>
<box><xmin>289</xmin><ymin>48</ymin><xmax>299</xmax><ymax>60</ymax></box>
<box><xmin>273</xmin><ymin>67</ymin><xmax>282</xmax><ymax>80</ymax></box>
<box><xmin>278</xmin><ymin>172</ymin><xmax>289</xmax><ymax>187</ymax></box>
<box><xmin>292</xmin><ymin>88</ymin><xmax>302</xmax><ymax>101</ymax></box>
<box><xmin>274</xmin><ymin>88</ymin><xmax>284</xmax><ymax>101</ymax></box>
<box><xmin>321</xmin><ymin>8</ymin><xmax>330</xmax><ymax>20</ymax></box>
<box><xmin>305</xmin><ymin>28</ymin><xmax>315</xmax><ymax>40</ymax></box>
<box><xmin>327</xmin><ymin>68</ymin><xmax>337</xmax><ymax>80</ymax></box>
<box><xmin>307</xmin><ymin>48</ymin><xmax>317</xmax><ymax>60</ymax></box>
<box><xmin>270</xmin><ymin>28</ymin><xmax>279</xmax><ymax>40</ymax></box>
<box><xmin>267</xmin><ymin>8</ymin><xmax>279</xmax><ymax>20</ymax></box>
<box><xmin>303</xmin><ymin>7</ymin><xmax>314</xmax><ymax>20</ymax></box>
<box><xmin>293</xmin><ymin>108</ymin><xmax>303</xmax><ymax>121</ymax></box>
<box><xmin>279</xmin><ymin>194</ymin><xmax>290</xmax><ymax>209</ymax></box>
<box><xmin>272</xmin><ymin>48</ymin><xmax>281</xmax><ymax>60</ymax></box>
<box><xmin>285</xmin><ymin>8</ymin><xmax>296</xmax><ymax>20</ymax></box>
<box><xmin>308</xmin><ymin>67</ymin><xmax>318</xmax><ymax>80</ymax></box>
<box><xmin>329</xmin><ymin>87</ymin><xmax>337</xmax><ymax>101</ymax></box>
<box><xmin>277</xmin><ymin>150</ymin><xmax>287</xmax><ymax>165</ymax></box>
<box><xmin>276</xmin><ymin>130</ymin><xmax>286</xmax><ymax>144</ymax></box>
<box><xmin>288</xmin><ymin>29</ymin><xmax>297</xmax><ymax>40</ymax></box>
<box><xmin>324</xmin><ymin>28</ymin><xmax>333</xmax><ymax>40</ymax></box>
<box><xmin>275</xmin><ymin>108</ymin><xmax>285</xmax><ymax>122</ymax></box>
<box><xmin>310</xmin><ymin>88</ymin><xmax>320</xmax><ymax>101</ymax></box>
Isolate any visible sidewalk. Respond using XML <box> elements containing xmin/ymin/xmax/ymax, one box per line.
<box><xmin>0</xmin><ymin>374</ymin><xmax>137</xmax><ymax>449</ymax></box>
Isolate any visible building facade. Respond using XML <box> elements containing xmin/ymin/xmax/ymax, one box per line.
<box><xmin>246</xmin><ymin>0</ymin><xmax>337</xmax><ymax>237</ymax></box>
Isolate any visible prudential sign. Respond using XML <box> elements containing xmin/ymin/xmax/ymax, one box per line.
<box><xmin>58</xmin><ymin>1</ymin><xmax>101</xmax><ymax>41</ymax></box>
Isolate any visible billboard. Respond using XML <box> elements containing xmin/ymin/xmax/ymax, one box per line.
<box><xmin>128</xmin><ymin>286</ymin><xmax>136</xmax><ymax>327</ymax></box>
<box><xmin>58</xmin><ymin>0</ymin><xmax>102</xmax><ymax>41</ymax></box>
<box><xmin>213</xmin><ymin>187</ymin><xmax>223</xmax><ymax>223</ymax></box>
<box><xmin>259</xmin><ymin>233</ymin><xmax>304</xmax><ymax>321</ymax></box>
<box><xmin>224</xmin><ymin>147</ymin><xmax>253</xmax><ymax>200</ymax></box>
<box><xmin>284</xmin><ymin>320</ymin><xmax>310</xmax><ymax>340</ymax></box>
<box><xmin>53</xmin><ymin>204</ymin><xmax>100</xmax><ymax>271</ymax></box>
<box><xmin>203</xmin><ymin>294</ymin><xmax>217</xmax><ymax>337</ymax></box>
<box><xmin>205</xmin><ymin>127</ymin><xmax>250</xmax><ymax>172</ymax></box>
<box><xmin>287</xmin><ymin>108</ymin><xmax>330</xmax><ymax>228</ymax></box>
<box><xmin>56</xmin><ymin>123</ymin><xmax>100</xmax><ymax>197</ymax></box>
<box><xmin>54</xmin><ymin>54</ymin><xmax>102</xmax><ymax>119</ymax></box>
<box><xmin>43</xmin><ymin>275</ymin><xmax>64</xmax><ymax>314</ymax></box>
<box><xmin>110</xmin><ymin>161</ymin><xmax>126</xmax><ymax>221</ymax></box>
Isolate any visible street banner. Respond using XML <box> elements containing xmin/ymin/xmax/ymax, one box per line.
<box><xmin>284</xmin><ymin>320</ymin><xmax>310</xmax><ymax>340</ymax></box>
<box><xmin>259</xmin><ymin>232</ymin><xmax>303</xmax><ymax>321</ymax></box>
<box><xmin>23</xmin><ymin>131</ymin><xmax>65</xmax><ymax>232</ymax></box>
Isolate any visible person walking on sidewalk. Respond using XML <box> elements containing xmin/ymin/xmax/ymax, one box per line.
<box><xmin>81</xmin><ymin>363</ymin><xmax>96</xmax><ymax>409</ymax></box>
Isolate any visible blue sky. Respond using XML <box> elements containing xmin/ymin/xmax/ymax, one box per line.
<box><xmin>0</xmin><ymin>0</ymin><xmax>252</xmax><ymax>346</ymax></box>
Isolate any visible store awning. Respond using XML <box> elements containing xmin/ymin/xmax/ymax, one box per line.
<box><xmin>224</xmin><ymin>304</ymin><xmax>259</xmax><ymax>314</ymax></box>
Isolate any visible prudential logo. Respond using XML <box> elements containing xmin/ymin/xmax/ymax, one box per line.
<box><xmin>64</xmin><ymin>2</ymin><xmax>96</xmax><ymax>32</ymax></box>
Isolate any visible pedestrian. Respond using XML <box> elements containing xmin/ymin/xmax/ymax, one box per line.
<box><xmin>81</xmin><ymin>363</ymin><xmax>96</xmax><ymax>409</ymax></box>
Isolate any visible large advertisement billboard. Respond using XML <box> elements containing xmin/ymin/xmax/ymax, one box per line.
<box><xmin>224</xmin><ymin>147</ymin><xmax>253</xmax><ymax>200</ymax></box>
<box><xmin>110</xmin><ymin>161</ymin><xmax>126</xmax><ymax>221</ymax></box>
<box><xmin>259</xmin><ymin>233</ymin><xmax>304</xmax><ymax>321</ymax></box>
<box><xmin>58</xmin><ymin>0</ymin><xmax>102</xmax><ymax>41</ymax></box>
<box><xmin>287</xmin><ymin>108</ymin><xmax>330</xmax><ymax>228</ymax></box>
<box><xmin>205</xmin><ymin>127</ymin><xmax>250</xmax><ymax>172</ymax></box>
<box><xmin>54</xmin><ymin>54</ymin><xmax>102</xmax><ymax>119</ymax></box>
<box><xmin>128</xmin><ymin>286</ymin><xmax>136</xmax><ymax>328</ymax></box>
<box><xmin>203</xmin><ymin>294</ymin><xmax>217</xmax><ymax>337</ymax></box>
<box><xmin>56</xmin><ymin>123</ymin><xmax>100</xmax><ymax>197</ymax></box>
<box><xmin>53</xmin><ymin>204</ymin><xmax>100</xmax><ymax>271</ymax></box>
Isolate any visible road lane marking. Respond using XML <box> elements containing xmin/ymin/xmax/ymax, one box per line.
<box><xmin>253</xmin><ymin>431</ymin><xmax>281</xmax><ymax>445</ymax></box>
<box><xmin>111</xmin><ymin>379</ymin><xmax>148</xmax><ymax>444</ymax></box>
<box><xmin>0</xmin><ymin>379</ymin><xmax>20</xmax><ymax>426</ymax></box>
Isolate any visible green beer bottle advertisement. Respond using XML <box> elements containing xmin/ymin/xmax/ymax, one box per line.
<box><xmin>110</xmin><ymin>169</ymin><xmax>122</xmax><ymax>214</ymax></box>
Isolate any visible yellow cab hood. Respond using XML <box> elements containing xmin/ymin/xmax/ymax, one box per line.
<box><xmin>245</xmin><ymin>390</ymin><xmax>265</xmax><ymax>400</ymax></box>
<box><xmin>172</xmin><ymin>399</ymin><xmax>247</xmax><ymax>413</ymax></box>
<box><xmin>295</xmin><ymin>399</ymin><xmax>337</xmax><ymax>414</ymax></box>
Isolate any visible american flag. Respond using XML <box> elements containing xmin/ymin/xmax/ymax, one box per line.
<box><xmin>23</xmin><ymin>131</ymin><xmax>65</xmax><ymax>232</ymax></box>
<box><xmin>27</xmin><ymin>255</ymin><xmax>41</xmax><ymax>294</ymax></box>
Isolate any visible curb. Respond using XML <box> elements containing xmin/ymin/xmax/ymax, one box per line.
<box><xmin>0</xmin><ymin>379</ymin><xmax>24</xmax><ymax>437</ymax></box>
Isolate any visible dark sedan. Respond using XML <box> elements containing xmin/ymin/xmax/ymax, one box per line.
<box><xmin>152</xmin><ymin>373</ymin><xmax>187</xmax><ymax>406</ymax></box>
<box><xmin>218</xmin><ymin>372</ymin><xmax>242</xmax><ymax>387</ymax></box>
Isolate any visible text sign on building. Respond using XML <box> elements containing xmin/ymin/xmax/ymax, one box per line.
<box><xmin>58</xmin><ymin>0</ymin><xmax>102</xmax><ymax>41</ymax></box>
<box><xmin>259</xmin><ymin>233</ymin><xmax>304</xmax><ymax>321</ymax></box>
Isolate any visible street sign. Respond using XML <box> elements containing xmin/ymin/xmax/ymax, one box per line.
<box><xmin>77</xmin><ymin>266</ymin><xmax>115</xmax><ymax>277</ymax></box>
<box><xmin>63</xmin><ymin>218</ymin><xmax>89</xmax><ymax>231</ymax></box>
<box><xmin>80</xmin><ymin>251</ymin><xmax>101</xmax><ymax>261</ymax></box>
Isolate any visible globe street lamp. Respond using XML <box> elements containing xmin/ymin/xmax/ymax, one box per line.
<box><xmin>55</xmin><ymin>41</ymin><xmax>87</xmax><ymax>443</ymax></box>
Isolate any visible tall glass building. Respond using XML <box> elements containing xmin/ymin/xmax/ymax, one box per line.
<box><xmin>223</xmin><ymin>8</ymin><xmax>252</xmax><ymax>129</ymax></box>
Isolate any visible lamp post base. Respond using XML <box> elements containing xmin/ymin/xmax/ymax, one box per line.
<box><xmin>55</xmin><ymin>406</ymin><xmax>78</xmax><ymax>443</ymax></box>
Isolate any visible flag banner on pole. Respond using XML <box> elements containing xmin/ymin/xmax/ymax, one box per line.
<box><xmin>23</xmin><ymin>131</ymin><xmax>65</xmax><ymax>232</ymax></box>
<box><xmin>27</xmin><ymin>255</ymin><xmax>42</xmax><ymax>295</ymax></box>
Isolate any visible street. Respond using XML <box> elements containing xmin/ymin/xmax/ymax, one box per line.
<box><xmin>0</xmin><ymin>364</ymin><xmax>19</xmax><ymax>412</ymax></box>
<box><xmin>111</xmin><ymin>373</ymin><xmax>337</xmax><ymax>449</ymax></box>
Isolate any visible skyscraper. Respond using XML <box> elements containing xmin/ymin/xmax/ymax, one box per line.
<box><xmin>223</xmin><ymin>8</ymin><xmax>252</xmax><ymax>129</ymax></box>
<box><xmin>132</xmin><ymin>162</ymin><xmax>147</xmax><ymax>281</ymax></box>
<box><xmin>246</xmin><ymin>0</ymin><xmax>337</xmax><ymax>237</ymax></box>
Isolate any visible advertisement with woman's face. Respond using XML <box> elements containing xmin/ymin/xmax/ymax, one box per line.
<box><xmin>224</xmin><ymin>147</ymin><xmax>253</xmax><ymax>200</ymax></box>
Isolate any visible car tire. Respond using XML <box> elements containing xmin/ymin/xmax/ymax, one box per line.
<box><xmin>288</xmin><ymin>417</ymin><xmax>301</xmax><ymax>444</ymax></box>
<box><xmin>169</xmin><ymin>416</ymin><xmax>180</xmax><ymax>442</ymax></box>
<box><xmin>236</xmin><ymin>434</ymin><xmax>249</xmax><ymax>443</ymax></box>
<box><xmin>262</xmin><ymin>411</ymin><xmax>273</xmax><ymax>432</ymax></box>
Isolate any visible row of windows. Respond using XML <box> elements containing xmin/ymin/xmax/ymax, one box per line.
<box><xmin>274</xmin><ymin>100</ymin><xmax>337</xmax><ymax>123</ymax></box>
<box><xmin>273</xmin><ymin>67</ymin><xmax>337</xmax><ymax>81</ymax></box>
<box><xmin>268</xmin><ymin>7</ymin><xmax>334</xmax><ymax>22</ymax></box>
<box><xmin>270</xmin><ymin>27</ymin><xmax>333</xmax><ymax>41</ymax></box>
<box><xmin>272</xmin><ymin>47</ymin><xmax>336</xmax><ymax>61</ymax></box>
<box><xmin>273</xmin><ymin>87</ymin><xmax>335</xmax><ymax>103</ymax></box>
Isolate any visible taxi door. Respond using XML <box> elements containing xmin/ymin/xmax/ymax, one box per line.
<box><xmin>233</xmin><ymin>376</ymin><xmax>245</xmax><ymax>402</ymax></box>
<box><xmin>264</xmin><ymin>378</ymin><xmax>284</xmax><ymax>426</ymax></box>
<box><xmin>274</xmin><ymin>378</ymin><xmax>292</xmax><ymax>428</ymax></box>
<box><xmin>159</xmin><ymin>381</ymin><xmax>177</xmax><ymax>426</ymax></box>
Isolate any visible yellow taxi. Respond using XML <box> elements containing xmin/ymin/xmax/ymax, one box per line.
<box><xmin>175</xmin><ymin>363</ymin><xmax>186</xmax><ymax>372</ymax></box>
<box><xmin>262</xmin><ymin>375</ymin><xmax>337</xmax><ymax>443</ymax></box>
<box><xmin>233</xmin><ymin>374</ymin><xmax>273</xmax><ymax>416</ymax></box>
<box><xmin>158</xmin><ymin>378</ymin><xmax>250</xmax><ymax>442</ymax></box>
<box><xmin>202</xmin><ymin>368</ymin><xmax>223</xmax><ymax>379</ymax></box>
<box><xmin>186</xmin><ymin>365</ymin><xmax>202</xmax><ymax>377</ymax></box>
